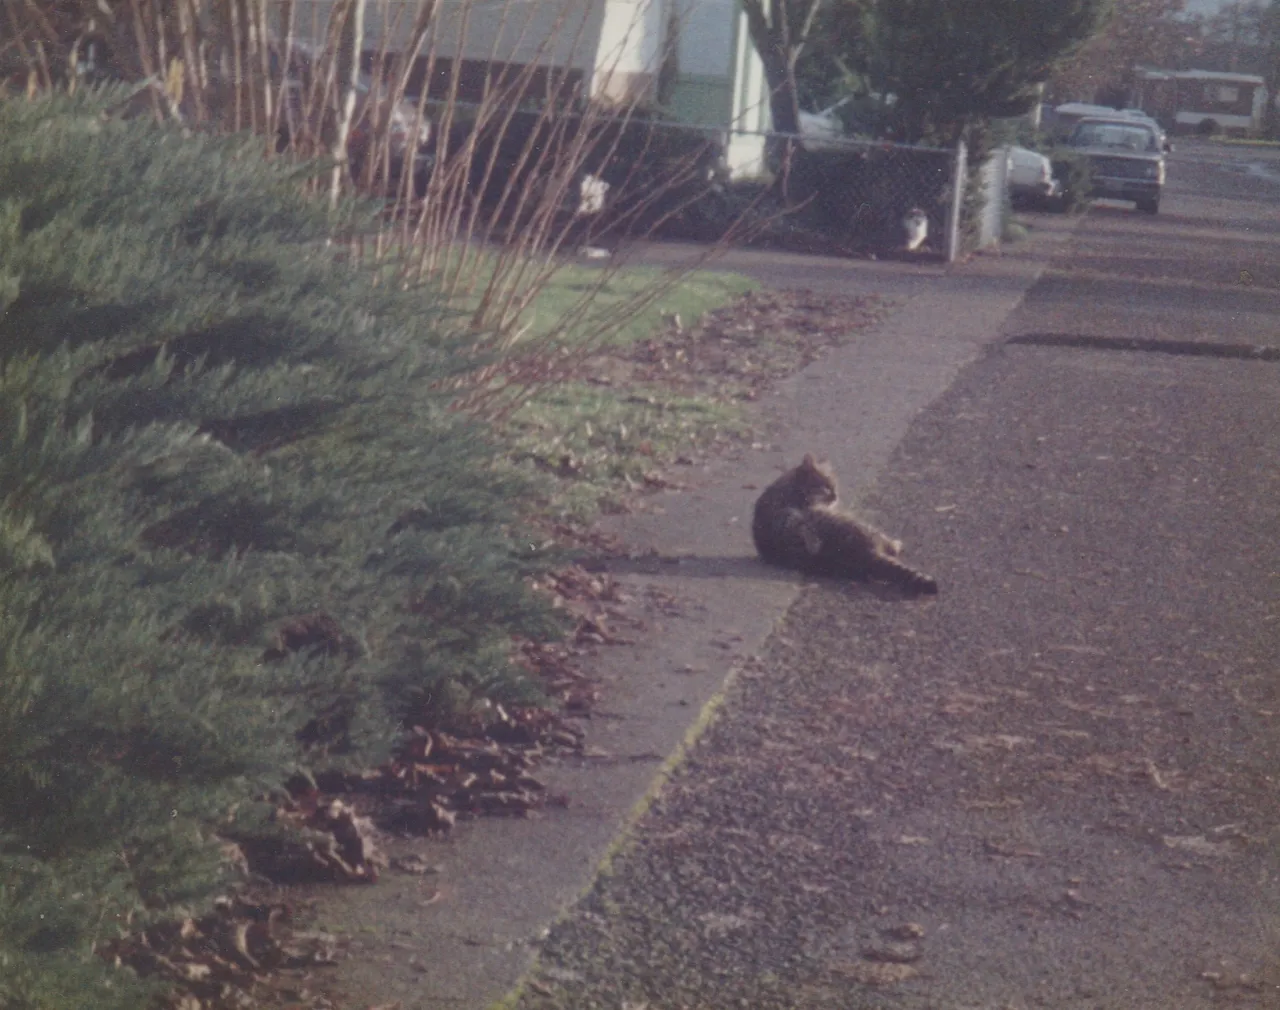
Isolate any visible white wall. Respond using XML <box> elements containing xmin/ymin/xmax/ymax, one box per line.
<box><xmin>432</xmin><ymin>0</ymin><xmax>602</xmax><ymax>71</ymax></box>
<box><xmin>281</xmin><ymin>0</ymin><xmax>770</xmax><ymax>170</ymax></box>
<box><xmin>289</xmin><ymin>0</ymin><xmax>605</xmax><ymax>73</ymax></box>
<box><xmin>591</xmin><ymin>0</ymin><xmax>664</xmax><ymax>99</ymax></box>
<box><xmin>724</xmin><ymin>2</ymin><xmax>768</xmax><ymax>177</ymax></box>
<box><xmin>672</xmin><ymin>0</ymin><xmax>733</xmax><ymax>78</ymax></box>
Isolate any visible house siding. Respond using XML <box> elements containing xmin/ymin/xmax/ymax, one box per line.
<box><xmin>282</xmin><ymin>0</ymin><xmax>769</xmax><ymax>172</ymax></box>
<box><xmin>667</xmin><ymin>74</ymin><xmax>733</xmax><ymax>126</ymax></box>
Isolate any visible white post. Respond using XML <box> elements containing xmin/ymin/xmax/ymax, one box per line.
<box><xmin>332</xmin><ymin>0</ymin><xmax>368</xmax><ymax>207</ymax></box>
<box><xmin>946</xmin><ymin>139</ymin><xmax>966</xmax><ymax>263</ymax></box>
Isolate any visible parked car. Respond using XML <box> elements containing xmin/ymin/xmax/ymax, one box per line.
<box><xmin>1115</xmin><ymin>109</ymin><xmax>1173</xmax><ymax>152</ymax></box>
<box><xmin>1048</xmin><ymin>102</ymin><xmax>1123</xmax><ymax>141</ymax></box>
<box><xmin>1050</xmin><ymin>103</ymin><xmax>1171</xmax><ymax>153</ymax></box>
<box><xmin>1007</xmin><ymin>145</ymin><xmax>1061</xmax><ymax>206</ymax></box>
<box><xmin>799</xmin><ymin>94</ymin><xmax>892</xmax><ymax>150</ymax></box>
<box><xmin>1065</xmin><ymin>117</ymin><xmax>1166</xmax><ymax>214</ymax></box>
<box><xmin>800</xmin><ymin>98</ymin><xmax>859</xmax><ymax>151</ymax></box>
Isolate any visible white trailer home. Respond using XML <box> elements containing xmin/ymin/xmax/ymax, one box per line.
<box><xmin>287</xmin><ymin>0</ymin><xmax>772</xmax><ymax>177</ymax></box>
<box><xmin>1134</xmin><ymin>69</ymin><xmax>1269</xmax><ymax>136</ymax></box>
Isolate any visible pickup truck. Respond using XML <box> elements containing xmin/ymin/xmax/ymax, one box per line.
<box><xmin>1066</xmin><ymin>117</ymin><xmax>1166</xmax><ymax>214</ymax></box>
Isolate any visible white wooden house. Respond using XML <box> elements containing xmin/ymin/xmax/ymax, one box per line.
<box><xmin>288</xmin><ymin>0</ymin><xmax>771</xmax><ymax>177</ymax></box>
<box><xmin>662</xmin><ymin>0</ymin><xmax>771</xmax><ymax>176</ymax></box>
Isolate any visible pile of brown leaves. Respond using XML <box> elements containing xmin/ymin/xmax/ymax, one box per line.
<box><xmin>239</xmin><ymin>722</ymin><xmax>587</xmax><ymax>887</ymax></box>
<box><xmin>101</xmin><ymin>897</ymin><xmax>339</xmax><ymax>1010</ymax></box>
<box><xmin>232</xmin><ymin>795</ymin><xmax>385</xmax><ymax>886</ymax></box>
<box><xmin>140</xmin><ymin>719</ymin><xmax>586</xmax><ymax>1007</ymax></box>
<box><xmin>119</xmin><ymin>552</ymin><xmax>641</xmax><ymax>1008</ymax></box>
<box><xmin>238</xmin><ymin>552</ymin><xmax>641</xmax><ymax>875</ymax></box>
<box><xmin>369</xmin><ymin>723</ymin><xmax>573</xmax><ymax>833</ymax></box>
<box><xmin>519</xmin><ymin>562</ymin><xmax>648</xmax><ymax>713</ymax></box>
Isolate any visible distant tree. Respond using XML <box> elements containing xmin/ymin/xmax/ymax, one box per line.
<box><xmin>1203</xmin><ymin>0</ymin><xmax>1267</xmax><ymax>69</ymax></box>
<box><xmin>793</xmin><ymin>0</ymin><xmax>876</xmax><ymax>110</ymax></box>
<box><xmin>873</xmin><ymin>0</ymin><xmax>1110</xmax><ymax>142</ymax></box>
<box><xmin>1259</xmin><ymin>1</ymin><xmax>1280</xmax><ymax>134</ymax></box>
<box><xmin>1048</xmin><ymin>0</ymin><xmax>1193</xmax><ymax>105</ymax></box>
<box><xmin>796</xmin><ymin>0</ymin><xmax>1110</xmax><ymax>144</ymax></box>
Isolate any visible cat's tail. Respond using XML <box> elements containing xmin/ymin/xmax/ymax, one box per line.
<box><xmin>867</xmin><ymin>554</ymin><xmax>939</xmax><ymax>595</ymax></box>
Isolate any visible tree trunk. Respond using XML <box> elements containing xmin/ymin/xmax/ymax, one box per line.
<box><xmin>740</xmin><ymin>0</ymin><xmax>808</xmax><ymax>134</ymax></box>
<box><xmin>740</xmin><ymin>0</ymin><xmax>817</xmax><ymax>200</ymax></box>
<box><xmin>759</xmin><ymin>45</ymin><xmax>801</xmax><ymax>136</ymax></box>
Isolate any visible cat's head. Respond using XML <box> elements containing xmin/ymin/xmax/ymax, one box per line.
<box><xmin>793</xmin><ymin>453</ymin><xmax>838</xmax><ymax>506</ymax></box>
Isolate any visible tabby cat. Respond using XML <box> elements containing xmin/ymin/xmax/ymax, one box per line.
<box><xmin>752</xmin><ymin>453</ymin><xmax>938</xmax><ymax>595</ymax></box>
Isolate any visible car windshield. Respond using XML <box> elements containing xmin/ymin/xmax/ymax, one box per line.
<box><xmin>1070</xmin><ymin>122</ymin><xmax>1159</xmax><ymax>152</ymax></box>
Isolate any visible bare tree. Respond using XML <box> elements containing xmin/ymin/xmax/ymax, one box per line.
<box><xmin>738</xmin><ymin>0</ymin><xmax>826</xmax><ymax>137</ymax></box>
<box><xmin>1048</xmin><ymin>0</ymin><xmax>1191</xmax><ymax>105</ymax></box>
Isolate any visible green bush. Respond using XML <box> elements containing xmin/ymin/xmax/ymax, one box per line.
<box><xmin>1050</xmin><ymin>148</ymin><xmax>1093</xmax><ymax>213</ymax></box>
<box><xmin>0</xmin><ymin>87</ymin><xmax>559</xmax><ymax>1008</ymax></box>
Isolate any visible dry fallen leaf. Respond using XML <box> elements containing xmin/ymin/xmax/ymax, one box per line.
<box><xmin>984</xmin><ymin>840</ymin><xmax>1044</xmax><ymax>859</ymax></box>
<box><xmin>861</xmin><ymin>941</ymin><xmax>922</xmax><ymax>963</ymax></box>
<box><xmin>831</xmin><ymin>960</ymin><xmax>919</xmax><ymax>985</ymax></box>
<box><xmin>1144</xmin><ymin>759</ymin><xmax>1174</xmax><ymax>790</ymax></box>
<box><xmin>1163</xmin><ymin>835</ymin><xmax>1235</xmax><ymax>858</ymax></box>
<box><xmin>884</xmin><ymin>922</ymin><xmax>926</xmax><ymax>941</ymax></box>
<box><xmin>390</xmin><ymin>855</ymin><xmax>440</xmax><ymax>876</ymax></box>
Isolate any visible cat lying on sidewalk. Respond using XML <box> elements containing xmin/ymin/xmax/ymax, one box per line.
<box><xmin>752</xmin><ymin>453</ymin><xmax>938</xmax><ymax>595</ymax></box>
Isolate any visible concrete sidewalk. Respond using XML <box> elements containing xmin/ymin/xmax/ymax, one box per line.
<box><xmin>312</xmin><ymin>216</ymin><xmax>1082</xmax><ymax>1010</ymax></box>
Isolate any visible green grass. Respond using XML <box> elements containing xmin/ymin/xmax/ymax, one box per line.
<box><xmin>520</xmin><ymin>264</ymin><xmax>755</xmax><ymax>348</ymax></box>
<box><xmin>417</xmin><ymin>243</ymin><xmax>754</xmax><ymax>352</ymax></box>
<box><xmin>492</xmin><ymin>263</ymin><xmax>757</xmax><ymax>519</ymax></box>
<box><xmin>508</xmin><ymin>382</ymin><xmax>748</xmax><ymax>520</ymax></box>
<box><xmin>1002</xmin><ymin>218</ymin><xmax>1030</xmax><ymax>243</ymax></box>
<box><xmin>1217</xmin><ymin>136</ymin><xmax>1280</xmax><ymax>147</ymax></box>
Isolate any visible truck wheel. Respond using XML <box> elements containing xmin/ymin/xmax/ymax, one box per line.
<box><xmin>1136</xmin><ymin>197</ymin><xmax>1159</xmax><ymax>214</ymax></box>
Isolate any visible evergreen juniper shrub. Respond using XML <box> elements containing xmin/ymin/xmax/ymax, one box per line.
<box><xmin>0</xmin><ymin>88</ymin><xmax>560</xmax><ymax>1008</ymax></box>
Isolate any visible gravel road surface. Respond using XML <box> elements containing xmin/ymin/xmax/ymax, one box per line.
<box><xmin>516</xmin><ymin>142</ymin><xmax>1280</xmax><ymax>1009</ymax></box>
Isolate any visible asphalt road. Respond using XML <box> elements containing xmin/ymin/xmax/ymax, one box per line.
<box><xmin>517</xmin><ymin>144</ymin><xmax>1280</xmax><ymax>1007</ymax></box>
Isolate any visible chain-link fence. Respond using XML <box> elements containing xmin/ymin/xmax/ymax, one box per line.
<box><xmin>605</xmin><ymin>123</ymin><xmax>970</xmax><ymax>261</ymax></box>
<box><xmin>691</xmin><ymin>130</ymin><xmax>1008</xmax><ymax>262</ymax></box>
<box><xmin>783</xmin><ymin>133</ymin><xmax>962</xmax><ymax>259</ymax></box>
<box><xmin>399</xmin><ymin>101</ymin><xmax>1002</xmax><ymax>262</ymax></box>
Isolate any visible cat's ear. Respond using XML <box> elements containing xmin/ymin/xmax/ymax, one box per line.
<box><xmin>801</xmin><ymin>453</ymin><xmax>818</xmax><ymax>469</ymax></box>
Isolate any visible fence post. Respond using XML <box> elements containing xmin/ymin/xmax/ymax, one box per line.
<box><xmin>946</xmin><ymin>139</ymin><xmax>966</xmax><ymax>263</ymax></box>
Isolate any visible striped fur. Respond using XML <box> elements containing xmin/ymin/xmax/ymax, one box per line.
<box><xmin>752</xmin><ymin>454</ymin><xmax>938</xmax><ymax>595</ymax></box>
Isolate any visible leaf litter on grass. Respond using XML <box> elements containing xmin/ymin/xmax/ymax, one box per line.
<box><xmin>506</xmin><ymin>288</ymin><xmax>897</xmax><ymax>514</ymax></box>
